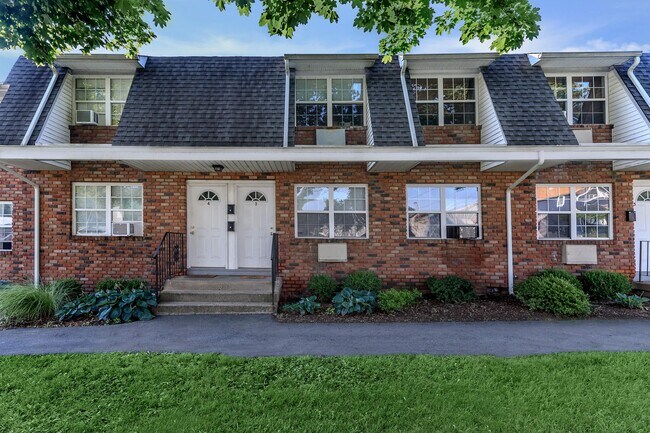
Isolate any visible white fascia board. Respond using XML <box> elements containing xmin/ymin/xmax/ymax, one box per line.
<box><xmin>5</xmin><ymin>144</ymin><xmax>650</xmax><ymax>164</ymax></box>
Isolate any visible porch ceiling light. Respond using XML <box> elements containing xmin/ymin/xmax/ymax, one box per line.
<box><xmin>212</xmin><ymin>164</ymin><xmax>225</xmax><ymax>172</ymax></box>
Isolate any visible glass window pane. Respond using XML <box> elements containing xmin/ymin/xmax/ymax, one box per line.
<box><xmin>445</xmin><ymin>187</ymin><xmax>479</xmax><ymax>212</ymax></box>
<box><xmin>407</xmin><ymin>187</ymin><xmax>441</xmax><ymax>212</ymax></box>
<box><xmin>446</xmin><ymin>213</ymin><xmax>479</xmax><ymax>225</ymax></box>
<box><xmin>296</xmin><ymin>104</ymin><xmax>327</xmax><ymax>126</ymax></box>
<box><xmin>408</xmin><ymin>213</ymin><xmax>441</xmax><ymax>238</ymax></box>
<box><xmin>333</xmin><ymin>213</ymin><xmax>367</xmax><ymax>238</ymax></box>
<box><xmin>333</xmin><ymin>187</ymin><xmax>366</xmax><ymax>211</ymax></box>
<box><xmin>297</xmin><ymin>213</ymin><xmax>329</xmax><ymax>237</ymax></box>
<box><xmin>295</xmin><ymin>79</ymin><xmax>327</xmax><ymax>102</ymax></box>
<box><xmin>537</xmin><ymin>213</ymin><xmax>571</xmax><ymax>239</ymax></box>
<box><xmin>575</xmin><ymin>186</ymin><xmax>610</xmax><ymax>211</ymax></box>
<box><xmin>332</xmin><ymin>78</ymin><xmax>363</xmax><ymax>102</ymax></box>
<box><xmin>417</xmin><ymin>103</ymin><xmax>439</xmax><ymax>126</ymax></box>
<box><xmin>110</xmin><ymin>78</ymin><xmax>132</xmax><ymax>101</ymax></box>
<box><xmin>332</xmin><ymin>104</ymin><xmax>364</xmax><ymax>127</ymax></box>
<box><xmin>576</xmin><ymin>213</ymin><xmax>610</xmax><ymax>238</ymax></box>
<box><xmin>443</xmin><ymin>102</ymin><xmax>476</xmax><ymax>125</ymax></box>
<box><xmin>536</xmin><ymin>186</ymin><xmax>571</xmax><ymax>212</ymax></box>
<box><xmin>296</xmin><ymin>187</ymin><xmax>329</xmax><ymax>211</ymax></box>
<box><xmin>111</xmin><ymin>103</ymin><xmax>125</xmax><ymax>125</ymax></box>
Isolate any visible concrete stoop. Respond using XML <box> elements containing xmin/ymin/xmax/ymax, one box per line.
<box><xmin>157</xmin><ymin>275</ymin><xmax>274</xmax><ymax>315</ymax></box>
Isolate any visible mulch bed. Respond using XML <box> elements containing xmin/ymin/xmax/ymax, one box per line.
<box><xmin>0</xmin><ymin>317</ymin><xmax>101</xmax><ymax>330</ymax></box>
<box><xmin>276</xmin><ymin>296</ymin><xmax>650</xmax><ymax>323</ymax></box>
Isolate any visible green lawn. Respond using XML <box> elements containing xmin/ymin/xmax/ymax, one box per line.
<box><xmin>0</xmin><ymin>352</ymin><xmax>649</xmax><ymax>433</ymax></box>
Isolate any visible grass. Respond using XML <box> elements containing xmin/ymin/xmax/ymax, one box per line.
<box><xmin>0</xmin><ymin>352</ymin><xmax>649</xmax><ymax>432</ymax></box>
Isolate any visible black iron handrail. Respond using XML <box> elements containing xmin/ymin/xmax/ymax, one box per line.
<box><xmin>271</xmin><ymin>232</ymin><xmax>279</xmax><ymax>301</ymax></box>
<box><xmin>153</xmin><ymin>232</ymin><xmax>187</xmax><ymax>297</ymax></box>
<box><xmin>639</xmin><ymin>240</ymin><xmax>650</xmax><ymax>282</ymax></box>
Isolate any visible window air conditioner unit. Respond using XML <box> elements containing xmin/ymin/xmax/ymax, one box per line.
<box><xmin>446</xmin><ymin>226</ymin><xmax>479</xmax><ymax>239</ymax></box>
<box><xmin>316</xmin><ymin>128</ymin><xmax>346</xmax><ymax>146</ymax></box>
<box><xmin>112</xmin><ymin>222</ymin><xmax>135</xmax><ymax>236</ymax></box>
<box><xmin>76</xmin><ymin>110</ymin><xmax>99</xmax><ymax>125</ymax></box>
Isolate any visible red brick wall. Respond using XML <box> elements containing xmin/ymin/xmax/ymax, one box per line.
<box><xmin>69</xmin><ymin>126</ymin><xmax>118</xmax><ymax>144</ymax></box>
<box><xmin>0</xmin><ymin>161</ymin><xmax>640</xmax><ymax>296</ymax></box>
<box><xmin>294</xmin><ymin>126</ymin><xmax>367</xmax><ymax>146</ymax></box>
<box><xmin>423</xmin><ymin>125</ymin><xmax>482</xmax><ymax>145</ymax></box>
<box><xmin>570</xmin><ymin>124</ymin><xmax>613</xmax><ymax>143</ymax></box>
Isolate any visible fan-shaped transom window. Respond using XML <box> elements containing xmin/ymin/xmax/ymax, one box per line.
<box><xmin>246</xmin><ymin>191</ymin><xmax>267</xmax><ymax>202</ymax></box>
<box><xmin>637</xmin><ymin>191</ymin><xmax>650</xmax><ymax>202</ymax></box>
<box><xmin>198</xmin><ymin>191</ymin><xmax>219</xmax><ymax>202</ymax></box>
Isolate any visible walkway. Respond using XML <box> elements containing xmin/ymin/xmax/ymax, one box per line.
<box><xmin>1</xmin><ymin>315</ymin><xmax>649</xmax><ymax>357</ymax></box>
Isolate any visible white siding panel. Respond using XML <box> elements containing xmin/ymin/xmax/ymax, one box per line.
<box><xmin>35</xmin><ymin>74</ymin><xmax>73</xmax><ymax>145</ymax></box>
<box><xmin>477</xmin><ymin>73</ymin><xmax>506</xmax><ymax>145</ymax></box>
<box><xmin>608</xmin><ymin>70</ymin><xmax>650</xmax><ymax>144</ymax></box>
<box><xmin>0</xmin><ymin>84</ymin><xmax>9</xmax><ymax>104</ymax></box>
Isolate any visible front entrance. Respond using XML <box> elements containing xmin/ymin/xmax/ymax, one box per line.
<box><xmin>187</xmin><ymin>181</ymin><xmax>275</xmax><ymax>270</ymax></box>
<box><xmin>634</xmin><ymin>182</ymin><xmax>650</xmax><ymax>276</ymax></box>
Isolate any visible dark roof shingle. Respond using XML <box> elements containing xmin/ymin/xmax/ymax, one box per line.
<box><xmin>615</xmin><ymin>53</ymin><xmax>650</xmax><ymax>122</ymax></box>
<box><xmin>113</xmin><ymin>56</ymin><xmax>286</xmax><ymax>147</ymax></box>
<box><xmin>481</xmin><ymin>54</ymin><xmax>578</xmax><ymax>145</ymax></box>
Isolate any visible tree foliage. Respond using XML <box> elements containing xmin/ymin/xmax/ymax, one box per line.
<box><xmin>1</xmin><ymin>0</ymin><xmax>540</xmax><ymax>66</ymax></box>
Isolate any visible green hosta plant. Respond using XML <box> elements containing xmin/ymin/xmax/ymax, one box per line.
<box><xmin>96</xmin><ymin>278</ymin><xmax>148</xmax><ymax>292</ymax></box>
<box><xmin>614</xmin><ymin>293</ymin><xmax>650</xmax><ymax>310</ymax></box>
<box><xmin>282</xmin><ymin>296</ymin><xmax>321</xmax><ymax>316</ymax></box>
<box><xmin>57</xmin><ymin>289</ymin><xmax>157</xmax><ymax>323</ymax></box>
<box><xmin>332</xmin><ymin>288</ymin><xmax>377</xmax><ymax>316</ymax></box>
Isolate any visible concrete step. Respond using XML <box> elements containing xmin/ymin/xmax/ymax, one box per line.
<box><xmin>159</xmin><ymin>290</ymin><xmax>272</xmax><ymax>303</ymax></box>
<box><xmin>156</xmin><ymin>301</ymin><xmax>274</xmax><ymax>315</ymax></box>
<box><xmin>164</xmin><ymin>276</ymin><xmax>272</xmax><ymax>292</ymax></box>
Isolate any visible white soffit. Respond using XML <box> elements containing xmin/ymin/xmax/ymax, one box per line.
<box><xmin>122</xmin><ymin>160</ymin><xmax>295</xmax><ymax>173</ymax></box>
<box><xmin>55</xmin><ymin>54</ymin><xmax>146</xmax><ymax>75</ymax></box>
<box><xmin>405</xmin><ymin>53</ymin><xmax>499</xmax><ymax>75</ymax></box>
<box><xmin>533</xmin><ymin>51</ymin><xmax>641</xmax><ymax>72</ymax></box>
<box><xmin>285</xmin><ymin>54</ymin><xmax>378</xmax><ymax>75</ymax></box>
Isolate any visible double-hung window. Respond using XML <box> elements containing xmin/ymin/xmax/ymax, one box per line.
<box><xmin>73</xmin><ymin>183</ymin><xmax>143</xmax><ymax>236</ymax></box>
<box><xmin>295</xmin><ymin>185</ymin><xmax>368</xmax><ymax>238</ymax></box>
<box><xmin>411</xmin><ymin>77</ymin><xmax>477</xmax><ymax>126</ymax></box>
<box><xmin>547</xmin><ymin>75</ymin><xmax>606</xmax><ymax>124</ymax></box>
<box><xmin>75</xmin><ymin>77</ymin><xmax>132</xmax><ymax>125</ymax></box>
<box><xmin>295</xmin><ymin>78</ymin><xmax>364</xmax><ymax>127</ymax></box>
<box><xmin>407</xmin><ymin>185</ymin><xmax>481</xmax><ymax>239</ymax></box>
<box><xmin>536</xmin><ymin>185</ymin><xmax>612</xmax><ymax>240</ymax></box>
<box><xmin>0</xmin><ymin>202</ymin><xmax>12</xmax><ymax>251</ymax></box>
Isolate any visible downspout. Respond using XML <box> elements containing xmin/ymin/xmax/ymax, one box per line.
<box><xmin>0</xmin><ymin>163</ymin><xmax>39</xmax><ymax>285</ymax></box>
<box><xmin>627</xmin><ymin>56</ymin><xmax>650</xmax><ymax>109</ymax></box>
<box><xmin>399</xmin><ymin>56</ymin><xmax>418</xmax><ymax>147</ymax></box>
<box><xmin>506</xmin><ymin>151</ymin><xmax>545</xmax><ymax>295</ymax></box>
<box><xmin>283</xmin><ymin>59</ymin><xmax>290</xmax><ymax>147</ymax></box>
<box><xmin>21</xmin><ymin>65</ymin><xmax>58</xmax><ymax>146</ymax></box>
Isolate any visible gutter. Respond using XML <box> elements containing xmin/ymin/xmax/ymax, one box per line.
<box><xmin>283</xmin><ymin>59</ymin><xmax>290</xmax><ymax>148</ymax></box>
<box><xmin>0</xmin><ymin>163</ymin><xmax>39</xmax><ymax>286</ymax></box>
<box><xmin>627</xmin><ymin>56</ymin><xmax>650</xmax><ymax>109</ymax></box>
<box><xmin>399</xmin><ymin>56</ymin><xmax>418</xmax><ymax>147</ymax></box>
<box><xmin>21</xmin><ymin>65</ymin><xmax>59</xmax><ymax>146</ymax></box>
<box><xmin>506</xmin><ymin>152</ymin><xmax>545</xmax><ymax>295</ymax></box>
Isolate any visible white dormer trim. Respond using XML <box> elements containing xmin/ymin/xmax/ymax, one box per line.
<box><xmin>477</xmin><ymin>73</ymin><xmax>506</xmax><ymax>145</ymax></box>
<box><xmin>35</xmin><ymin>74</ymin><xmax>73</xmax><ymax>145</ymax></box>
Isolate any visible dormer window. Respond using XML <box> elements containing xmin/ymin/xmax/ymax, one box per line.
<box><xmin>74</xmin><ymin>77</ymin><xmax>132</xmax><ymax>126</ymax></box>
<box><xmin>547</xmin><ymin>75</ymin><xmax>606</xmax><ymax>124</ymax></box>
<box><xmin>411</xmin><ymin>77</ymin><xmax>477</xmax><ymax>126</ymax></box>
<box><xmin>295</xmin><ymin>78</ymin><xmax>364</xmax><ymax>127</ymax></box>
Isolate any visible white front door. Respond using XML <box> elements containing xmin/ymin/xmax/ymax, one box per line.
<box><xmin>188</xmin><ymin>185</ymin><xmax>228</xmax><ymax>268</ymax></box>
<box><xmin>634</xmin><ymin>186</ymin><xmax>650</xmax><ymax>274</ymax></box>
<box><xmin>236</xmin><ymin>185</ymin><xmax>275</xmax><ymax>268</ymax></box>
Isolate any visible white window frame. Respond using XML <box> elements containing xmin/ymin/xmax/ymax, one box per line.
<box><xmin>294</xmin><ymin>184</ymin><xmax>369</xmax><ymax>239</ymax></box>
<box><xmin>546</xmin><ymin>73</ymin><xmax>608</xmax><ymax>125</ymax></box>
<box><xmin>72</xmin><ymin>183</ymin><xmax>144</xmax><ymax>236</ymax></box>
<box><xmin>0</xmin><ymin>201</ymin><xmax>13</xmax><ymax>251</ymax></box>
<box><xmin>410</xmin><ymin>75</ymin><xmax>479</xmax><ymax>126</ymax></box>
<box><xmin>73</xmin><ymin>76</ymin><xmax>133</xmax><ymax>126</ymax></box>
<box><xmin>294</xmin><ymin>77</ymin><xmax>367</xmax><ymax>127</ymax></box>
<box><xmin>536</xmin><ymin>184</ymin><xmax>613</xmax><ymax>240</ymax></box>
<box><xmin>406</xmin><ymin>184</ymin><xmax>482</xmax><ymax>240</ymax></box>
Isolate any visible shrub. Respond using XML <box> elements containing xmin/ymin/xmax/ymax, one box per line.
<box><xmin>614</xmin><ymin>293</ymin><xmax>650</xmax><ymax>309</ymax></box>
<box><xmin>96</xmin><ymin>278</ymin><xmax>148</xmax><ymax>292</ymax></box>
<box><xmin>332</xmin><ymin>288</ymin><xmax>377</xmax><ymax>315</ymax></box>
<box><xmin>426</xmin><ymin>276</ymin><xmax>475</xmax><ymax>303</ymax></box>
<box><xmin>307</xmin><ymin>275</ymin><xmax>338</xmax><ymax>301</ymax></box>
<box><xmin>0</xmin><ymin>283</ymin><xmax>72</xmax><ymax>324</ymax></box>
<box><xmin>377</xmin><ymin>288</ymin><xmax>422</xmax><ymax>312</ymax></box>
<box><xmin>343</xmin><ymin>270</ymin><xmax>382</xmax><ymax>293</ymax></box>
<box><xmin>49</xmin><ymin>278</ymin><xmax>84</xmax><ymax>299</ymax></box>
<box><xmin>57</xmin><ymin>288</ymin><xmax>157</xmax><ymax>323</ymax></box>
<box><xmin>536</xmin><ymin>268</ymin><xmax>582</xmax><ymax>290</ymax></box>
<box><xmin>581</xmin><ymin>270</ymin><xmax>632</xmax><ymax>301</ymax></box>
<box><xmin>515</xmin><ymin>275</ymin><xmax>591</xmax><ymax>316</ymax></box>
<box><xmin>282</xmin><ymin>296</ymin><xmax>321</xmax><ymax>315</ymax></box>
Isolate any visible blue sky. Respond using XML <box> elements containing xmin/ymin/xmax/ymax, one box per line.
<box><xmin>1</xmin><ymin>0</ymin><xmax>649</xmax><ymax>80</ymax></box>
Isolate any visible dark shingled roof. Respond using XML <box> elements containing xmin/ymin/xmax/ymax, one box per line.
<box><xmin>0</xmin><ymin>57</ymin><xmax>67</xmax><ymax>146</ymax></box>
<box><xmin>366</xmin><ymin>57</ymin><xmax>423</xmax><ymax>146</ymax></box>
<box><xmin>113</xmin><ymin>56</ymin><xmax>286</xmax><ymax>147</ymax></box>
<box><xmin>481</xmin><ymin>54</ymin><xmax>578</xmax><ymax>145</ymax></box>
<box><xmin>615</xmin><ymin>53</ymin><xmax>650</xmax><ymax>122</ymax></box>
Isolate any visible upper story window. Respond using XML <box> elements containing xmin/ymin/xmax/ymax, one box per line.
<box><xmin>74</xmin><ymin>77</ymin><xmax>132</xmax><ymax>126</ymax></box>
<box><xmin>0</xmin><ymin>202</ymin><xmax>12</xmax><ymax>251</ymax></box>
<box><xmin>295</xmin><ymin>78</ymin><xmax>364</xmax><ymax>127</ymax></box>
<box><xmin>411</xmin><ymin>77</ymin><xmax>477</xmax><ymax>126</ymax></box>
<box><xmin>547</xmin><ymin>75</ymin><xmax>606</xmax><ymax>125</ymax></box>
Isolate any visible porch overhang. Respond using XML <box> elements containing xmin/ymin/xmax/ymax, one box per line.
<box><xmin>3</xmin><ymin>144</ymin><xmax>650</xmax><ymax>172</ymax></box>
